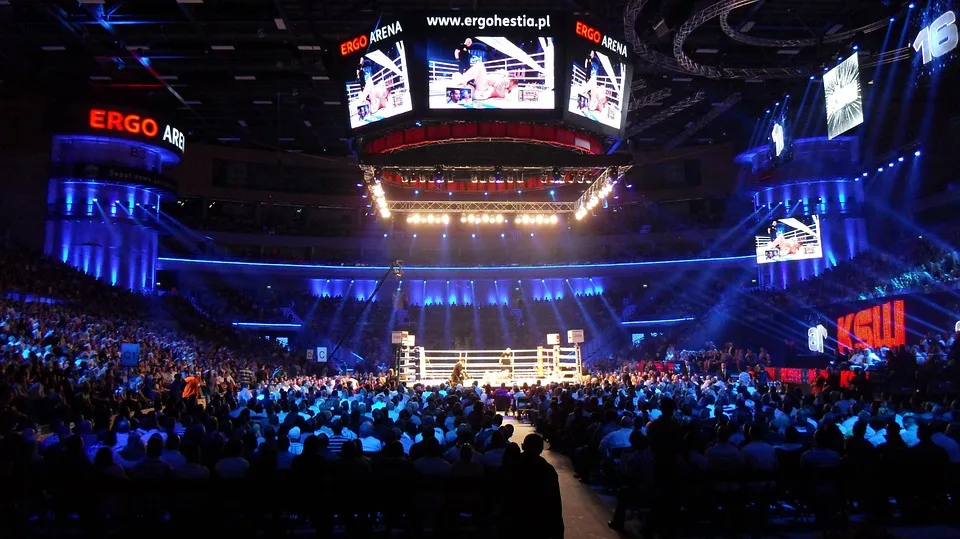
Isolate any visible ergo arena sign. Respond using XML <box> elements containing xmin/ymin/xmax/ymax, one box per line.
<box><xmin>88</xmin><ymin>108</ymin><xmax>185</xmax><ymax>154</ymax></box>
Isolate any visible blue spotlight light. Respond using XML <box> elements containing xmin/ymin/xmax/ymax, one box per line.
<box><xmin>471</xmin><ymin>233</ymin><xmax>476</xmax><ymax>238</ymax></box>
<box><xmin>442</xmin><ymin>233</ymin><xmax>447</xmax><ymax>238</ymax></box>
<box><xmin>852</xmin><ymin>45</ymin><xmax>858</xmax><ymax>51</ymax></box>
<box><xmin>862</xmin><ymin>172</ymin><xmax>868</xmax><ymax>177</ymax></box>
<box><xmin>549</xmin><ymin>190</ymin><xmax>554</xmax><ymax>196</ymax></box>
<box><xmin>890</xmin><ymin>17</ymin><xmax>895</xmax><ymax>22</ymax></box>
<box><xmin>915</xmin><ymin>150</ymin><xmax>921</xmax><ymax>156</ymax></box>
<box><xmin>500</xmin><ymin>233</ymin><xmax>505</xmax><ymax>238</ymax></box>
<box><xmin>810</xmin><ymin>75</ymin><xmax>815</xmax><ymax>80</ymax></box>
<box><xmin>898</xmin><ymin>156</ymin><xmax>904</xmax><ymax>162</ymax></box>
<box><xmin>878</xmin><ymin>167</ymin><xmax>884</xmax><ymax>172</ymax></box>
<box><xmin>909</xmin><ymin>2</ymin><xmax>915</xmax><ymax>7</ymax></box>
<box><xmin>414</xmin><ymin>190</ymin><xmax>420</xmax><ymax>195</ymax></box>
<box><xmin>383</xmin><ymin>233</ymin><xmax>388</xmax><ymax>238</ymax></box>
<box><xmin>413</xmin><ymin>233</ymin><xmax>417</xmax><ymax>238</ymax></box>
<box><xmin>888</xmin><ymin>162</ymin><xmax>894</xmax><ymax>167</ymax></box>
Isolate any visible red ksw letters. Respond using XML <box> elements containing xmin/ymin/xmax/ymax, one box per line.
<box><xmin>89</xmin><ymin>109</ymin><xmax>159</xmax><ymax>137</ymax></box>
<box><xmin>836</xmin><ymin>300</ymin><xmax>906</xmax><ymax>353</ymax></box>
<box><xmin>340</xmin><ymin>35</ymin><xmax>368</xmax><ymax>56</ymax></box>
<box><xmin>576</xmin><ymin>21</ymin><xmax>602</xmax><ymax>44</ymax></box>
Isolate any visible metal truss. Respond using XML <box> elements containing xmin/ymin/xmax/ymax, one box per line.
<box><xmin>623</xmin><ymin>0</ymin><xmax>893</xmax><ymax>80</ymax></box>
<box><xmin>664</xmin><ymin>93</ymin><xmax>741</xmax><ymax>150</ymax></box>
<box><xmin>574</xmin><ymin>166</ymin><xmax>625</xmax><ymax>213</ymax></box>
<box><xmin>626</xmin><ymin>91</ymin><xmax>707</xmax><ymax>138</ymax></box>
<box><xmin>628</xmin><ymin>88</ymin><xmax>672</xmax><ymax>111</ymax></box>
<box><xmin>630</xmin><ymin>78</ymin><xmax>648</xmax><ymax>94</ymax></box>
<box><xmin>387</xmin><ymin>200</ymin><xmax>576</xmax><ymax>214</ymax></box>
<box><xmin>719</xmin><ymin>4</ymin><xmax>892</xmax><ymax>48</ymax></box>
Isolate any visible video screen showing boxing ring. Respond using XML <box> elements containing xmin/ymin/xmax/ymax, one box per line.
<box><xmin>755</xmin><ymin>215</ymin><xmax>823</xmax><ymax>264</ymax></box>
<box><xmin>566</xmin><ymin>48</ymin><xmax>626</xmax><ymax>130</ymax></box>
<box><xmin>426</xmin><ymin>35</ymin><xmax>556</xmax><ymax>110</ymax></box>
<box><xmin>346</xmin><ymin>40</ymin><xmax>414</xmax><ymax>129</ymax></box>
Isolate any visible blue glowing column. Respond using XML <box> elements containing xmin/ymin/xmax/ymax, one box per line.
<box><xmin>44</xmin><ymin>135</ymin><xmax>179</xmax><ymax>291</ymax></box>
<box><xmin>740</xmin><ymin>137</ymin><xmax>868</xmax><ymax>289</ymax></box>
<box><xmin>755</xmin><ymin>179</ymin><xmax>867</xmax><ymax>289</ymax></box>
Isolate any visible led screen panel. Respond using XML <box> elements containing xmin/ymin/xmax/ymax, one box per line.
<box><xmin>562</xmin><ymin>20</ymin><xmax>631</xmax><ymax>135</ymax></box>
<box><xmin>423</xmin><ymin>15</ymin><xmax>556</xmax><ymax>110</ymax></box>
<box><xmin>346</xmin><ymin>39</ymin><xmax>414</xmax><ymax>129</ymax></box>
<box><xmin>755</xmin><ymin>215</ymin><xmax>823</xmax><ymax>264</ymax></box>
<box><xmin>824</xmin><ymin>52</ymin><xmax>864</xmax><ymax>140</ymax></box>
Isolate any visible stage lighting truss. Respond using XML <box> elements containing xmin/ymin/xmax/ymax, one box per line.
<box><xmin>514</xmin><ymin>214</ymin><xmax>561</xmax><ymax>226</ymax></box>
<box><xmin>574</xmin><ymin>167</ymin><xmax>627</xmax><ymax>220</ymax></box>
<box><xmin>460</xmin><ymin>214</ymin><xmax>508</xmax><ymax>225</ymax></box>
<box><xmin>388</xmin><ymin>200</ymin><xmax>576</xmax><ymax>216</ymax></box>
<box><xmin>369</xmin><ymin>181</ymin><xmax>390</xmax><ymax>219</ymax></box>
<box><xmin>363</xmin><ymin>168</ymin><xmax>391</xmax><ymax>219</ymax></box>
<box><xmin>406</xmin><ymin>213</ymin><xmax>451</xmax><ymax>225</ymax></box>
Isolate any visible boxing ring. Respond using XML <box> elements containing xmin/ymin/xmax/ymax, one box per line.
<box><xmin>428</xmin><ymin>38</ymin><xmax>555</xmax><ymax>109</ymax></box>
<box><xmin>398</xmin><ymin>344</ymin><xmax>583</xmax><ymax>386</ymax></box>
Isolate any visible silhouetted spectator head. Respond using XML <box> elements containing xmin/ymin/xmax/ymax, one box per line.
<box><xmin>522</xmin><ymin>433</ymin><xmax>545</xmax><ymax>456</ymax></box>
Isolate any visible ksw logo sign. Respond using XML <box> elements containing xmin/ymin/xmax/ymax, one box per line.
<box><xmin>836</xmin><ymin>300</ymin><xmax>906</xmax><ymax>353</ymax></box>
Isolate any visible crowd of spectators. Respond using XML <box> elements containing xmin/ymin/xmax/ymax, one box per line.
<box><xmin>3</xmin><ymin>238</ymin><xmax>960</xmax><ymax>536</ymax></box>
<box><xmin>536</xmin><ymin>332</ymin><xmax>960</xmax><ymax>535</ymax></box>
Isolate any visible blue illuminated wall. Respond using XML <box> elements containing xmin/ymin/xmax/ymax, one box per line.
<box><xmin>44</xmin><ymin>135</ymin><xmax>179</xmax><ymax>291</ymax></box>
<box><xmin>741</xmin><ymin>137</ymin><xmax>869</xmax><ymax>289</ymax></box>
<box><xmin>308</xmin><ymin>277</ymin><xmax>608</xmax><ymax>305</ymax></box>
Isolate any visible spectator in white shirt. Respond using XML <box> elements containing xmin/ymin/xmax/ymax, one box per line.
<box><xmin>359</xmin><ymin>422</ymin><xmax>384</xmax><ymax>453</ymax></box>
<box><xmin>599</xmin><ymin>416</ymin><xmax>634</xmax><ymax>458</ymax></box>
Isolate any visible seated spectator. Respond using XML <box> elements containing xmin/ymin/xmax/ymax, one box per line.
<box><xmin>413</xmin><ymin>438</ymin><xmax>451</xmax><ymax>476</ymax></box>
<box><xmin>451</xmin><ymin>444</ymin><xmax>484</xmax><ymax>477</ymax></box>
<box><xmin>801</xmin><ymin>428</ymin><xmax>841</xmax><ymax>468</ymax></box>
<box><xmin>215</xmin><ymin>439</ymin><xmax>250</xmax><ymax>478</ymax></box>
<box><xmin>133</xmin><ymin>434</ymin><xmax>174</xmax><ymax>479</ymax></box>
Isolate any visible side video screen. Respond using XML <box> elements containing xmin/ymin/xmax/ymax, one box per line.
<box><xmin>346</xmin><ymin>40</ymin><xmax>414</xmax><ymax>129</ymax></box>
<box><xmin>567</xmin><ymin>47</ymin><xmax>627</xmax><ymax>130</ymax></box>
<box><xmin>755</xmin><ymin>215</ymin><xmax>823</xmax><ymax>264</ymax></box>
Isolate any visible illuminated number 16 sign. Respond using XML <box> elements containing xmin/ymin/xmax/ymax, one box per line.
<box><xmin>913</xmin><ymin>11</ymin><xmax>958</xmax><ymax>65</ymax></box>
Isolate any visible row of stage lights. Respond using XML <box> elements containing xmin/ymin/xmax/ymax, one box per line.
<box><xmin>369</xmin><ymin>182</ymin><xmax>390</xmax><ymax>219</ymax></box>
<box><xmin>861</xmin><ymin>149</ymin><xmax>921</xmax><ymax>178</ymax></box>
<box><xmin>405</xmin><ymin>214</ymin><xmax>561</xmax><ymax>225</ymax></box>
<box><xmin>574</xmin><ymin>181</ymin><xmax>615</xmax><ymax>220</ymax></box>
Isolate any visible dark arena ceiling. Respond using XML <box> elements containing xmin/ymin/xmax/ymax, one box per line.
<box><xmin>0</xmin><ymin>0</ymin><xmax>916</xmax><ymax>157</ymax></box>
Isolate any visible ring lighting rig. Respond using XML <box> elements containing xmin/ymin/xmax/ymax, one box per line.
<box><xmin>574</xmin><ymin>166</ymin><xmax>631</xmax><ymax>220</ymax></box>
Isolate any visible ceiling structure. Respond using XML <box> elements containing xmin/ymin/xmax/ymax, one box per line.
<box><xmin>0</xmin><ymin>0</ymin><xmax>914</xmax><ymax>158</ymax></box>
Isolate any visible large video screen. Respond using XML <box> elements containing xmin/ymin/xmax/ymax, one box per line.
<box><xmin>755</xmin><ymin>215</ymin><xmax>823</xmax><ymax>264</ymax></box>
<box><xmin>824</xmin><ymin>52</ymin><xmax>863</xmax><ymax>140</ymax></box>
<box><xmin>425</xmin><ymin>33</ymin><xmax>556</xmax><ymax>110</ymax></box>
<box><xmin>346</xmin><ymin>40</ymin><xmax>413</xmax><ymax>129</ymax></box>
<box><xmin>566</xmin><ymin>47</ymin><xmax>627</xmax><ymax>130</ymax></box>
